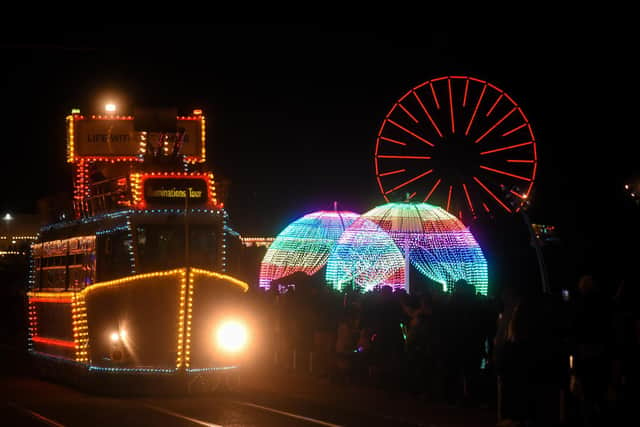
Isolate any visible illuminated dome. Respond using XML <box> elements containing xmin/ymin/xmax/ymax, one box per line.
<box><xmin>326</xmin><ymin>217</ymin><xmax>405</xmax><ymax>293</ymax></box>
<box><xmin>362</xmin><ymin>202</ymin><xmax>488</xmax><ymax>295</ymax></box>
<box><xmin>259</xmin><ymin>210</ymin><xmax>360</xmax><ymax>289</ymax></box>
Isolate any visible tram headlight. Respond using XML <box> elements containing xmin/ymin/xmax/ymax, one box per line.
<box><xmin>109</xmin><ymin>329</ymin><xmax>127</xmax><ymax>343</ymax></box>
<box><xmin>216</xmin><ymin>320</ymin><xmax>248</xmax><ymax>353</ymax></box>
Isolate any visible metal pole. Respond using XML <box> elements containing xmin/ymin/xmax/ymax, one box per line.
<box><xmin>404</xmin><ymin>239</ymin><xmax>410</xmax><ymax>293</ymax></box>
<box><xmin>185</xmin><ymin>189</ymin><xmax>190</xmax><ymax>268</ymax></box>
<box><xmin>521</xmin><ymin>209</ymin><xmax>550</xmax><ymax>294</ymax></box>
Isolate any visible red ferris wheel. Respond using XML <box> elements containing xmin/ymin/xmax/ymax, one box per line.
<box><xmin>374</xmin><ymin>76</ymin><xmax>537</xmax><ymax>222</ymax></box>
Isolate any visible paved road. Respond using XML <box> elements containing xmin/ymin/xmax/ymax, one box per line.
<box><xmin>1</xmin><ymin>375</ymin><xmax>435</xmax><ymax>427</ymax></box>
<box><xmin>0</xmin><ymin>342</ymin><xmax>496</xmax><ymax>427</ymax></box>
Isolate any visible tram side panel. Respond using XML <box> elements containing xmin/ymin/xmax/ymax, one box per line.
<box><xmin>84</xmin><ymin>273</ymin><xmax>183</xmax><ymax>370</ymax></box>
<box><xmin>189</xmin><ymin>272</ymin><xmax>251</xmax><ymax>370</ymax></box>
<box><xmin>28</xmin><ymin>297</ymin><xmax>75</xmax><ymax>360</ymax></box>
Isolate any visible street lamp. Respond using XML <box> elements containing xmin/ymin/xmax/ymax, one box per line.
<box><xmin>3</xmin><ymin>213</ymin><xmax>13</xmax><ymax>249</ymax></box>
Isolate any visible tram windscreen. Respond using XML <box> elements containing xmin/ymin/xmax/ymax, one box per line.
<box><xmin>135</xmin><ymin>224</ymin><xmax>219</xmax><ymax>272</ymax></box>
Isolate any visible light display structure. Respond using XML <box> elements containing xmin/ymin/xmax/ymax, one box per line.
<box><xmin>258</xmin><ymin>210</ymin><xmax>360</xmax><ymax>290</ymax></box>
<box><xmin>325</xmin><ymin>217</ymin><xmax>405</xmax><ymax>293</ymax></box>
<box><xmin>362</xmin><ymin>202</ymin><xmax>488</xmax><ymax>295</ymax></box>
<box><xmin>374</xmin><ymin>75</ymin><xmax>537</xmax><ymax>223</ymax></box>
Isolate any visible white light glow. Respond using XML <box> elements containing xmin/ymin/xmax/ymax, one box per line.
<box><xmin>216</xmin><ymin>320</ymin><xmax>248</xmax><ymax>353</ymax></box>
<box><xmin>105</xmin><ymin>103</ymin><xmax>117</xmax><ymax>112</ymax></box>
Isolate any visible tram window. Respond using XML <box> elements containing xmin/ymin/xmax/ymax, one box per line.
<box><xmin>96</xmin><ymin>233</ymin><xmax>132</xmax><ymax>281</ymax></box>
<box><xmin>135</xmin><ymin>224</ymin><xmax>219</xmax><ymax>272</ymax></box>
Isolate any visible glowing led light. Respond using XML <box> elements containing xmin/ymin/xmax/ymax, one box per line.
<box><xmin>361</xmin><ymin>202</ymin><xmax>488</xmax><ymax>295</ymax></box>
<box><xmin>216</xmin><ymin>320</ymin><xmax>249</xmax><ymax>352</ymax></box>
<box><xmin>31</xmin><ymin>337</ymin><xmax>76</xmax><ymax>348</ymax></box>
<box><xmin>105</xmin><ymin>103</ymin><xmax>116</xmax><ymax>112</ymax></box>
<box><xmin>110</xmin><ymin>332</ymin><xmax>120</xmax><ymax>342</ymax></box>
<box><xmin>326</xmin><ymin>217</ymin><xmax>405</xmax><ymax>293</ymax></box>
<box><xmin>376</xmin><ymin>76</ymin><xmax>537</xmax><ymax>219</ymax></box>
<box><xmin>259</xmin><ymin>210</ymin><xmax>360</xmax><ymax>289</ymax></box>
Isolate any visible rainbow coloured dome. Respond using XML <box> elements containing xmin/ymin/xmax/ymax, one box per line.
<box><xmin>362</xmin><ymin>202</ymin><xmax>488</xmax><ymax>295</ymax></box>
<box><xmin>258</xmin><ymin>210</ymin><xmax>360</xmax><ymax>289</ymax></box>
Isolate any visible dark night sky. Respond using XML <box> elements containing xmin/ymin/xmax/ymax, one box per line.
<box><xmin>1</xmin><ymin>22</ymin><xmax>637</xmax><ymax>291</ymax></box>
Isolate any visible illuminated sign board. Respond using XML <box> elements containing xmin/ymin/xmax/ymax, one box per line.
<box><xmin>71</xmin><ymin>117</ymin><xmax>204</xmax><ymax>160</ymax></box>
<box><xmin>143</xmin><ymin>178</ymin><xmax>208</xmax><ymax>207</ymax></box>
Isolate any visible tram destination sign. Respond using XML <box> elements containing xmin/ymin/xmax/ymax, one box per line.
<box><xmin>72</xmin><ymin>117</ymin><xmax>204</xmax><ymax>160</ymax></box>
<box><xmin>143</xmin><ymin>178</ymin><xmax>208</xmax><ymax>207</ymax></box>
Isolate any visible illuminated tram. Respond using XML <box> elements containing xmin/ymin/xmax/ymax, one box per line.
<box><xmin>26</xmin><ymin>106</ymin><xmax>251</xmax><ymax>393</ymax></box>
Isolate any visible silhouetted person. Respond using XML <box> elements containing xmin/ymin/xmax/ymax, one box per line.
<box><xmin>609</xmin><ymin>277</ymin><xmax>640</xmax><ymax>423</ymax></box>
<box><xmin>333</xmin><ymin>306</ymin><xmax>359</xmax><ymax>382</ymax></box>
<box><xmin>570</xmin><ymin>275</ymin><xmax>613</xmax><ymax>427</ymax></box>
<box><xmin>369</xmin><ymin>285</ymin><xmax>406</xmax><ymax>389</ymax></box>
<box><xmin>401</xmin><ymin>292</ymin><xmax>432</xmax><ymax>396</ymax></box>
<box><xmin>494</xmin><ymin>284</ymin><xmax>523</xmax><ymax>424</ymax></box>
<box><xmin>443</xmin><ymin>279</ymin><xmax>486</xmax><ymax>404</ymax></box>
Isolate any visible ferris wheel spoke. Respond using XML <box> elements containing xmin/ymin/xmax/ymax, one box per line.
<box><xmin>379</xmin><ymin>168</ymin><xmax>406</xmax><ymax>177</ymax></box>
<box><xmin>384</xmin><ymin>169</ymin><xmax>434</xmax><ymax>195</ymax></box>
<box><xmin>398</xmin><ymin>103</ymin><xmax>419</xmax><ymax>123</ymax></box>
<box><xmin>446</xmin><ymin>185</ymin><xmax>453</xmax><ymax>211</ymax></box>
<box><xmin>423</xmin><ymin>178</ymin><xmax>442</xmax><ymax>202</ymax></box>
<box><xmin>462</xmin><ymin>183</ymin><xmax>476</xmax><ymax>217</ymax></box>
<box><xmin>407</xmin><ymin>191</ymin><xmax>417</xmax><ymax>200</ymax></box>
<box><xmin>509</xmin><ymin>189</ymin><xmax>528</xmax><ymax>199</ymax></box>
<box><xmin>479</xmin><ymin>165</ymin><xmax>532</xmax><ymax>181</ymax></box>
<box><xmin>480</xmin><ymin>141</ymin><xmax>533</xmax><ymax>155</ymax></box>
<box><xmin>502</xmin><ymin>122</ymin><xmax>527</xmax><ymax>137</ymax></box>
<box><xmin>507</xmin><ymin>159</ymin><xmax>535</xmax><ymax>163</ymax></box>
<box><xmin>486</xmin><ymin>94</ymin><xmax>503</xmax><ymax>117</ymax></box>
<box><xmin>448</xmin><ymin>79</ymin><xmax>455</xmax><ymax>134</ymax></box>
<box><xmin>475</xmin><ymin>107</ymin><xmax>517</xmax><ymax>143</ymax></box>
<box><xmin>430</xmin><ymin>82</ymin><xmax>440</xmax><ymax>109</ymax></box>
<box><xmin>463</xmin><ymin>79</ymin><xmax>469</xmax><ymax>107</ymax></box>
<box><xmin>388</xmin><ymin>119</ymin><xmax>435</xmax><ymax>147</ymax></box>
<box><xmin>482</xmin><ymin>202</ymin><xmax>491</xmax><ymax>213</ymax></box>
<box><xmin>412</xmin><ymin>91</ymin><xmax>443</xmax><ymax>138</ymax></box>
<box><xmin>465</xmin><ymin>84</ymin><xmax>487</xmax><ymax>136</ymax></box>
<box><xmin>473</xmin><ymin>176</ymin><xmax>512</xmax><ymax>213</ymax></box>
<box><xmin>380</xmin><ymin>136</ymin><xmax>408</xmax><ymax>146</ymax></box>
<box><xmin>378</xmin><ymin>155</ymin><xmax>431</xmax><ymax>160</ymax></box>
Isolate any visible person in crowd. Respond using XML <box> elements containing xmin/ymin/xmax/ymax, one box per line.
<box><xmin>368</xmin><ymin>285</ymin><xmax>407</xmax><ymax>389</ymax></box>
<box><xmin>442</xmin><ymin>279</ymin><xmax>487</xmax><ymax>404</ymax></box>
<box><xmin>569</xmin><ymin>274</ymin><xmax>614</xmax><ymax>427</ymax></box>
<box><xmin>401</xmin><ymin>291</ymin><xmax>432</xmax><ymax>396</ymax></box>
<box><xmin>609</xmin><ymin>276</ymin><xmax>640</xmax><ymax>423</ymax></box>
<box><xmin>333</xmin><ymin>305</ymin><xmax>360</xmax><ymax>383</ymax></box>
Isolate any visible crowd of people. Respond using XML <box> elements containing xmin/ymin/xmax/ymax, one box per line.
<box><xmin>246</xmin><ymin>272</ymin><xmax>638</xmax><ymax>427</ymax></box>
